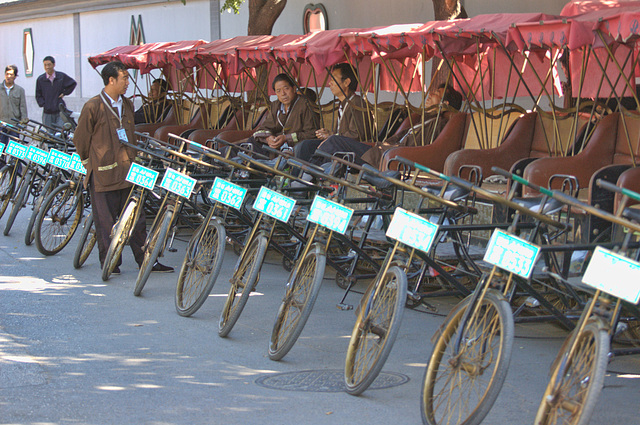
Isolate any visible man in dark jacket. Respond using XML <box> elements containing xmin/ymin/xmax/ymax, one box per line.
<box><xmin>35</xmin><ymin>56</ymin><xmax>76</xmax><ymax>130</ymax></box>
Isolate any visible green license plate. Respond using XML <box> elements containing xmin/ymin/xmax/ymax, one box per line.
<box><xmin>208</xmin><ymin>177</ymin><xmax>247</xmax><ymax>210</ymax></box>
<box><xmin>253</xmin><ymin>186</ymin><xmax>296</xmax><ymax>223</ymax></box>
<box><xmin>484</xmin><ymin>229</ymin><xmax>540</xmax><ymax>279</ymax></box>
<box><xmin>26</xmin><ymin>146</ymin><xmax>49</xmax><ymax>166</ymax></box>
<box><xmin>6</xmin><ymin>140</ymin><xmax>27</xmax><ymax>159</ymax></box>
<box><xmin>160</xmin><ymin>167</ymin><xmax>196</xmax><ymax>198</ymax></box>
<box><xmin>307</xmin><ymin>195</ymin><xmax>353</xmax><ymax>234</ymax></box>
<box><xmin>67</xmin><ymin>153</ymin><xmax>87</xmax><ymax>175</ymax></box>
<box><xmin>126</xmin><ymin>162</ymin><xmax>158</xmax><ymax>190</ymax></box>
<box><xmin>47</xmin><ymin>149</ymin><xmax>71</xmax><ymax>169</ymax></box>
<box><xmin>582</xmin><ymin>246</ymin><xmax>640</xmax><ymax>304</ymax></box>
<box><xmin>386</xmin><ymin>207</ymin><xmax>439</xmax><ymax>253</ymax></box>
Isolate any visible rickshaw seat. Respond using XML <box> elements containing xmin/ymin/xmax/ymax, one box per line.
<box><xmin>188</xmin><ymin>109</ymin><xmax>249</xmax><ymax>147</ymax></box>
<box><xmin>380</xmin><ymin>112</ymin><xmax>470</xmax><ymax>172</ymax></box>
<box><xmin>523</xmin><ymin>111</ymin><xmax>640</xmax><ymax>195</ymax></box>
<box><xmin>443</xmin><ymin>112</ymin><xmax>538</xmax><ymax>177</ymax></box>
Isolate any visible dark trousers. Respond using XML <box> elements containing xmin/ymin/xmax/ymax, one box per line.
<box><xmin>295</xmin><ymin>135</ymin><xmax>370</xmax><ymax>166</ymax></box>
<box><xmin>89</xmin><ymin>177</ymin><xmax>147</xmax><ymax>268</ymax></box>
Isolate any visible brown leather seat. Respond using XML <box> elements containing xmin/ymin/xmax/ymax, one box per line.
<box><xmin>135</xmin><ymin>105</ymin><xmax>177</xmax><ymax>135</ymax></box>
<box><xmin>443</xmin><ymin>112</ymin><xmax>538</xmax><ymax>177</ymax></box>
<box><xmin>523</xmin><ymin>112</ymin><xmax>640</xmax><ymax>194</ymax></box>
<box><xmin>380</xmin><ymin>112</ymin><xmax>469</xmax><ymax>172</ymax></box>
<box><xmin>154</xmin><ymin>108</ymin><xmax>204</xmax><ymax>144</ymax></box>
<box><xmin>615</xmin><ymin>166</ymin><xmax>640</xmax><ymax>208</ymax></box>
<box><xmin>216</xmin><ymin>107</ymin><xmax>270</xmax><ymax>143</ymax></box>
<box><xmin>188</xmin><ymin>109</ymin><xmax>249</xmax><ymax>147</ymax></box>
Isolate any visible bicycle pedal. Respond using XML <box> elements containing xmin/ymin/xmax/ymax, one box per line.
<box><xmin>337</xmin><ymin>303</ymin><xmax>353</xmax><ymax>311</ymax></box>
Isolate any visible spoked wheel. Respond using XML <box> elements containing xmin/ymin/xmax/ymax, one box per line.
<box><xmin>218</xmin><ymin>233</ymin><xmax>268</xmax><ymax>337</ymax></box>
<box><xmin>25</xmin><ymin>179</ymin><xmax>55</xmax><ymax>246</ymax></box>
<box><xmin>134</xmin><ymin>207</ymin><xmax>173</xmax><ymax>296</ymax></box>
<box><xmin>73</xmin><ymin>211</ymin><xmax>97</xmax><ymax>269</ymax></box>
<box><xmin>0</xmin><ymin>165</ymin><xmax>15</xmax><ymax>220</ymax></box>
<box><xmin>534</xmin><ymin>320</ymin><xmax>609</xmax><ymax>425</ymax></box>
<box><xmin>269</xmin><ymin>243</ymin><xmax>326</xmax><ymax>361</ymax></box>
<box><xmin>4</xmin><ymin>169</ymin><xmax>31</xmax><ymax>236</ymax></box>
<box><xmin>344</xmin><ymin>266</ymin><xmax>408</xmax><ymax>395</ymax></box>
<box><xmin>34</xmin><ymin>182</ymin><xmax>83</xmax><ymax>255</ymax></box>
<box><xmin>175</xmin><ymin>218</ymin><xmax>226</xmax><ymax>316</ymax></box>
<box><xmin>421</xmin><ymin>289</ymin><xmax>514</xmax><ymax>425</ymax></box>
<box><xmin>102</xmin><ymin>198</ymin><xmax>139</xmax><ymax>281</ymax></box>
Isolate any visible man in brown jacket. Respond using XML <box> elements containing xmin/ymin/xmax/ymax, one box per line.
<box><xmin>236</xmin><ymin>73</ymin><xmax>318</xmax><ymax>155</ymax></box>
<box><xmin>294</xmin><ymin>63</ymin><xmax>372</xmax><ymax>165</ymax></box>
<box><xmin>74</xmin><ymin>61</ymin><xmax>172</xmax><ymax>275</ymax></box>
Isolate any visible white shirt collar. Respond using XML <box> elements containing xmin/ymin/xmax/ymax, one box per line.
<box><xmin>103</xmin><ymin>91</ymin><xmax>123</xmax><ymax>117</ymax></box>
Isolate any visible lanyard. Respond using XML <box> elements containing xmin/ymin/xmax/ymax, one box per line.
<box><xmin>100</xmin><ymin>91</ymin><xmax>123</xmax><ymax>128</ymax></box>
<box><xmin>337</xmin><ymin>95</ymin><xmax>354</xmax><ymax>130</ymax></box>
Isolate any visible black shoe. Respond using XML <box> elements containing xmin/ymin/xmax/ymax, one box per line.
<box><xmin>112</xmin><ymin>267</ymin><xmax>121</xmax><ymax>275</ymax></box>
<box><xmin>151</xmin><ymin>262</ymin><xmax>173</xmax><ymax>273</ymax></box>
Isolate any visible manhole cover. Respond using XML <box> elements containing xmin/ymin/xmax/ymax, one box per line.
<box><xmin>255</xmin><ymin>369</ymin><xmax>409</xmax><ymax>392</ymax></box>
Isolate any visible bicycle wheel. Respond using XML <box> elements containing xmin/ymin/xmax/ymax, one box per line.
<box><xmin>102</xmin><ymin>198</ymin><xmax>138</xmax><ymax>281</ymax></box>
<box><xmin>0</xmin><ymin>165</ymin><xmax>15</xmax><ymax>220</ymax></box>
<box><xmin>218</xmin><ymin>233</ymin><xmax>268</xmax><ymax>337</ymax></box>
<box><xmin>421</xmin><ymin>289</ymin><xmax>514</xmax><ymax>425</ymax></box>
<box><xmin>73</xmin><ymin>212</ymin><xmax>97</xmax><ymax>269</ymax></box>
<box><xmin>34</xmin><ymin>182</ymin><xmax>83</xmax><ymax>256</ymax></box>
<box><xmin>344</xmin><ymin>265</ymin><xmax>408</xmax><ymax>395</ymax></box>
<box><xmin>25</xmin><ymin>178</ymin><xmax>55</xmax><ymax>246</ymax></box>
<box><xmin>134</xmin><ymin>207</ymin><xmax>172</xmax><ymax>296</ymax></box>
<box><xmin>269</xmin><ymin>243</ymin><xmax>326</xmax><ymax>361</ymax></box>
<box><xmin>4</xmin><ymin>169</ymin><xmax>31</xmax><ymax>236</ymax></box>
<box><xmin>175</xmin><ymin>218</ymin><xmax>226</xmax><ymax>317</ymax></box>
<box><xmin>534</xmin><ymin>320</ymin><xmax>609</xmax><ymax>425</ymax></box>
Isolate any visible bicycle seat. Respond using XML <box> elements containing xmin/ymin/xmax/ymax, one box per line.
<box><xmin>361</xmin><ymin>164</ymin><xmax>399</xmax><ymax>189</ymax></box>
<box><xmin>423</xmin><ymin>185</ymin><xmax>469</xmax><ymax>202</ymax></box>
<box><xmin>622</xmin><ymin>206</ymin><xmax>640</xmax><ymax>224</ymax></box>
<box><xmin>513</xmin><ymin>196</ymin><xmax>564</xmax><ymax>215</ymax></box>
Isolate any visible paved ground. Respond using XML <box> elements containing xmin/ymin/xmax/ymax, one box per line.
<box><xmin>1</xmin><ymin>213</ymin><xmax>639</xmax><ymax>425</ymax></box>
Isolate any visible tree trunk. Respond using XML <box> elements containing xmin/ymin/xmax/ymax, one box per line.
<box><xmin>248</xmin><ymin>0</ymin><xmax>287</xmax><ymax>35</ymax></box>
<box><xmin>430</xmin><ymin>0</ymin><xmax>468</xmax><ymax>91</ymax></box>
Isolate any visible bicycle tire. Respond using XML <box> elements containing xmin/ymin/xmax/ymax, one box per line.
<box><xmin>175</xmin><ymin>218</ymin><xmax>226</xmax><ymax>317</ymax></box>
<box><xmin>4</xmin><ymin>169</ymin><xmax>31</xmax><ymax>236</ymax></box>
<box><xmin>73</xmin><ymin>212</ymin><xmax>97</xmax><ymax>269</ymax></box>
<box><xmin>534</xmin><ymin>320</ymin><xmax>609</xmax><ymax>425</ymax></box>
<box><xmin>134</xmin><ymin>207</ymin><xmax>173</xmax><ymax>296</ymax></box>
<box><xmin>269</xmin><ymin>243</ymin><xmax>326</xmax><ymax>361</ymax></box>
<box><xmin>0</xmin><ymin>165</ymin><xmax>15</xmax><ymax>220</ymax></box>
<box><xmin>421</xmin><ymin>289</ymin><xmax>514</xmax><ymax>425</ymax></box>
<box><xmin>25</xmin><ymin>179</ymin><xmax>54</xmax><ymax>245</ymax></box>
<box><xmin>34</xmin><ymin>182</ymin><xmax>83</xmax><ymax>256</ymax></box>
<box><xmin>218</xmin><ymin>233</ymin><xmax>268</xmax><ymax>337</ymax></box>
<box><xmin>102</xmin><ymin>198</ymin><xmax>138</xmax><ymax>281</ymax></box>
<box><xmin>344</xmin><ymin>265</ymin><xmax>408</xmax><ymax>395</ymax></box>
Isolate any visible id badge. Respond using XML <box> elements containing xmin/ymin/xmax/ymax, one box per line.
<box><xmin>116</xmin><ymin>127</ymin><xmax>129</xmax><ymax>143</ymax></box>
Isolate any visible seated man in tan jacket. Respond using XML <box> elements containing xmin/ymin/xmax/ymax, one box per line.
<box><xmin>294</xmin><ymin>63</ymin><xmax>372</xmax><ymax>165</ymax></box>
<box><xmin>240</xmin><ymin>73</ymin><xmax>319</xmax><ymax>156</ymax></box>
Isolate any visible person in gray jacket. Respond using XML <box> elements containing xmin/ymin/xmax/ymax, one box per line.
<box><xmin>0</xmin><ymin>64</ymin><xmax>28</xmax><ymax>145</ymax></box>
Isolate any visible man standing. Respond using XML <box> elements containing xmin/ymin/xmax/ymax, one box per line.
<box><xmin>0</xmin><ymin>65</ymin><xmax>28</xmax><ymax>145</ymax></box>
<box><xmin>74</xmin><ymin>61</ymin><xmax>172</xmax><ymax>276</ymax></box>
<box><xmin>294</xmin><ymin>63</ymin><xmax>372</xmax><ymax>165</ymax></box>
<box><xmin>35</xmin><ymin>56</ymin><xmax>77</xmax><ymax>130</ymax></box>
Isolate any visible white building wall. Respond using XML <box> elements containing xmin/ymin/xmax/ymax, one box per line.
<box><xmin>79</xmin><ymin>1</ymin><xmax>211</xmax><ymax>99</ymax></box>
